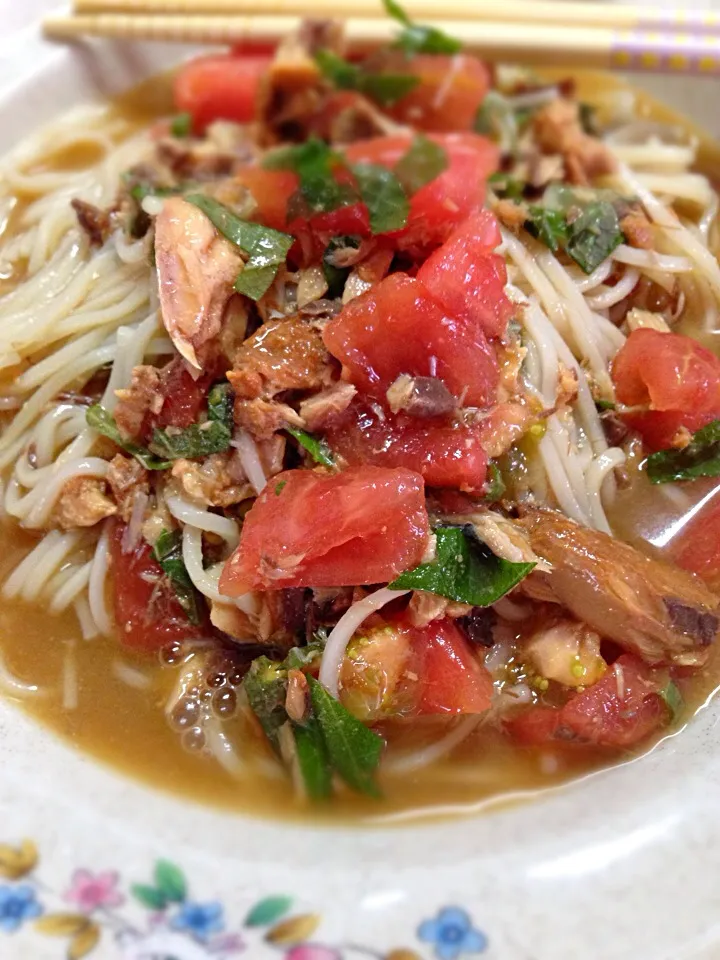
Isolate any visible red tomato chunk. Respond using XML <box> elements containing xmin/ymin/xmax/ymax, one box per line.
<box><xmin>414</xmin><ymin>619</ymin><xmax>494</xmax><ymax>715</ymax></box>
<box><xmin>322</xmin><ymin>273</ymin><xmax>499</xmax><ymax>407</ymax></box>
<box><xmin>110</xmin><ymin>522</ymin><xmax>206</xmax><ymax>652</ymax></box>
<box><xmin>327</xmin><ymin>404</ymin><xmax>488</xmax><ymax>493</ymax></box>
<box><xmin>417</xmin><ymin>211</ymin><xmax>514</xmax><ymax>340</ymax></box>
<box><xmin>507</xmin><ymin>654</ymin><xmax>669</xmax><ymax>748</ymax></box>
<box><xmin>388</xmin><ymin>55</ymin><xmax>491</xmax><ymax>133</ymax></box>
<box><xmin>344</xmin><ymin>133</ymin><xmax>499</xmax><ymax>250</ymax></box>
<box><xmin>174</xmin><ymin>54</ymin><xmax>270</xmax><ymax>132</ymax></box>
<box><xmin>219</xmin><ymin>466</ymin><xmax>430</xmax><ymax>594</ymax></box>
<box><xmin>612</xmin><ymin>329</ymin><xmax>720</xmax><ymax>450</ymax></box>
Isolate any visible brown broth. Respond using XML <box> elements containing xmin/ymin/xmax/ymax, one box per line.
<box><xmin>1</xmin><ymin>71</ymin><xmax>720</xmax><ymax>824</ymax></box>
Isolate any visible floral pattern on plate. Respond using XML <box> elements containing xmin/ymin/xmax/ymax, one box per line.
<box><xmin>0</xmin><ymin>839</ymin><xmax>488</xmax><ymax>960</ymax></box>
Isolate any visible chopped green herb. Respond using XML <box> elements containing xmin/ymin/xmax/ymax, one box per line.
<box><xmin>186</xmin><ymin>193</ymin><xmax>293</xmax><ymax>301</ymax></box>
<box><xmin>383</xmin><ymin>0</ymin><xmax>461</xmax><ymax>54</ymax></box>
<box><xmin>286</xmin><ymin>426</ymin><xmax>335</xmax><ymax>468</ymax></box>
<box><xmin>170</xmin><ymin>112</ymin><xmax>193</xmax><ymax>138</ymax></box>
<box><xmin>483</xmin><ymin>462</ymin><xmax>506</xmax><ymax>502</ymax></box>
<box><xmin>292</xmin><ymin>719</ymin><xmax>332</xmax><ymax>800</ymax></box>
<box><xmin>129</xmin><ymin>183</ymin><xmax>181</xmax><ymax>203</ymax></box>
<box><xmin>86</xmin><ymin>404</ymin><xmax>171</xmax><ymax>471</ymax></box>
<box><xmin>286</xmin><ymin>634</ymin><xmax>327</xmax><ymax>672</ymax></box>
<box><xmin>596</xmin><ymin>399</ymin><xmax>616</xmax><ymax>412</ymax></box>
<box><xmin>314</xmin><ymin>49</ymin><xmax>419</xmax><ymax>107</ymax></box>
<box><xmin>207</xmin><ymin>382</ymin><xmax>234</xmax><ymax>432</ymax></box>
<box><xmin>488</xmin><ymin>171</ymin><xmax>525</xmax><ymax>201</ymax></box>
<box><xmin>394</xmin><ymin>135</ymin><xmax>447</xmax><ymax>195</ymax></box>
<box><xmin>565</xmin><ymin>200</ymin><xmax>624</xmax><ymax>274</ymax></box>
<box><xmin>351</xmin><ymin>163</ymin><xmax>409</xmax><ymax>234</ymax></box>
<box><xmin>390</xmin><ymin>525</ymin><xmax>535</xmax><ymax>606</ymax></box>
<box><xmin>265</xmin><ymin>137</ymin><xmax>357</xmax><ymax>216</ymax></box>
<box><xmin>308</xmin><ymin>677</ymin><xmax>384</xmax><ymax>798</ymax></box>
<box><xmin>274</xmin><ymin>480</ymin><xmax>287</xmax><ymax>496</ymax></box>
<box><xmin>153</xmin><ymin>529</ymin><xmax>203</xmax><ymax>625</ymax></box>
<box><xmin>150</xmin><ymin>421</ymin><xmax>232</xmax><ymax>461</ymax></box>
<box><xmin>474</xmin><ymin>92</ymin><xmax>518</xmax><ymax>150</ymax></box>
<box><xmin>322</xmin><ymin>235</ymin><xmax>362</xmax><ymax>298</ymax></box>
<box><xmin>646</xmin><ymin>419</ymin><xmax>720</xmax><ymax>484</ymax></box>
<box><xmin>526</xmin><ymin>206</ymin><xmax>569</xmax><ymax>253</ymax></box>
<box><xmin>659</xmin><ymin>680</ymin><xmax>684</xmax><ymax>723</ymax></box>
<box><xmin>243</xmin><ymin>657</ymin><xmax>289</xmax><ymax>748</ymax></box>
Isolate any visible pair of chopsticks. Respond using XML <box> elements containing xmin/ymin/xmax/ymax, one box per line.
<box><xmin>44</xmin><ymin>0</ymin><xmax>720</xmax><ymax>76</ymax></box>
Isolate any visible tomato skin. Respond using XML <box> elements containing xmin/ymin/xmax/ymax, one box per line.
<box><xmin>322</xmin><ymin>273</ymin><xmax>499</xmax><ymax>407</ymax></box>
<box><xmin>674</xmin><ymin>498</ymin><xmax>720</xmax><ymax>587</ymax></box>
<box><xmin>388</xmin><ymin>55</ymin><xmax>491</xmax><ymax>132</ymax></box>
<box><xmin>413</xmin><ymin>619</ymin><xmax>494</xmax><ymax>715</ymax></box>
<box><xmin>218</xmin><ymin>466</ymin><xmax>429</xmax><ymax>594</ymax></box>
<box><xmin>417</xmin><ymin>211</ymin><xmax>513</xmax><ymax>339</ymax></box>
<box><xmin>622</xmin><ymin>409</ymin><xmax>717</xmax><ymax>453</ymax></box>
<box><xmin>110</xmin><ymin>523</ymin><xmax>206</xmax><ymax>652</ymax></box>
<box><xmin>174</xmin><ymin>54</ymin><xmax>270</xmax><ymax>132</ymax></box>
<box><xmin>326</xmin><ymin>404</ymin><xmax>488</xmax><ymax>492</ymax></box>
<box><xmin>613</xmin><ymin>329</ymin><xmax>720</xmax><ymax>410</ymax></box>
<box><xmin>344</xmin><ymin>133</ymin><xmax>499</xmax><ymax>250</ymax></box>
<box><xmin>506</xmin><ymin>655</ymin><xmax>669</xmax><ymax>749</ymax></box>
<box><xmin>235</xmin><ymin>168</ymin><xmax>299</xmax><ymax>232</ymax></box>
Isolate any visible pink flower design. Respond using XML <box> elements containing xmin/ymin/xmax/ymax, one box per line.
<box><xmin>285</xmin><ymin>947</ymin><xmax>342</xmax><ymax>960</ymax></box>
<box><xmin>64</xmin><ymin>869</ymin><xmax>124</xmax><ymax>912</ymax></box>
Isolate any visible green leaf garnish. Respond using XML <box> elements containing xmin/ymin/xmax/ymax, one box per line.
<box><xmin>596</xmin><ymin>399</ymin><xmax>616</xmax><ymax>412</ymax></box>
<box><xmin>150</xmin><ymin>420</ymin><xmax>232</xmax><ymax>461</ymax></box>
<box><xmin>383</xmin><ymin>0</ymin><xmax>461</xmax><ymax>54</ymax></box>
<box><xmin>265</xmin><ymin>137</ymin><xmax>358</xmax><ymax>216</ymax></box>
<box><xmin>308</xmin><ymin>676</ymin><xmax>384</xmax><ymax>798</ymax></box>
<box><xmin>186</xmin><ymin>193</ymin><xmax>293</xmax><ymax>300</ymax></box>
<box><xmin>170</xmin><ymin>112</ymin><xmax>193</xmax><ymax>138</ymax></box>
<box><xmin>483</xmin><ymin>462</ymin><xmax>506</xmax><ymax>502</ymax></box>
<box><xmin>153</xmin><ymin>529</ymin><xmax>203</xmax><ymax>625</ymax></box>
<box><xmin>286</xmin><ymin>426</ymin><xmax>335</xmax><ymax>468</ymax></box>
<box><xmin>207</xmin><ymin>381</ymin><xmax>234</xmax><ymax>432</ymax></box>
<box><xmin>86</xmin><ymin>404</ymin><xmax>171</xmax><ymax>471</ymax></box>
<box><xmin>488</xmin><ymin>171</ymin><xmax>525</xmax><ymax>201</ymax></box>
<box><xmin>659</xmin><ymin>680</ymin><xmax>684</xmax><ymax>723</ymax></box>
<box><xmin>646</xmin><ymin>419</ymin><xmax>720</xmax><ymax>484</ymax></box>
<box><xmin>390</xmin><ymin>525</ymin><xmax>535</xmax><ymax>605</ymax></box>
<box><xmin>314</xmin><ymin>50</ymin><xmax>419</xmax><ymax>107</ymax></box>
<box><xmin>351</xmin><ymin>163</ymin><xmax>409</xmax><ymax>234</ymax></box>
<box><xmin>526</xmin><ymin>206</ymin><xmax>569</xmax><ymax>253</ymax></box>
<box><xmin>292</xmin><ymin>719</ymin><xmax>332</xmax><ymax>800</ymax></box>
<box><xmin>393</xmin><ymin>134</ymin><xmax>448</xmax><ymax>195</ymax></box>
<box><xmin>565</xmin><ymin>201</ymin><xmax>624</xmax><ymax>274</ymax></box>
<box><xmin>243</xmin><ymin>657</ymin><xmax>289</xmax><ymax>749</ymax></box>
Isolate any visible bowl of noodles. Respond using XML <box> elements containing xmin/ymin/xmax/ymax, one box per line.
<box><xmin>2</xmin><ymin>3</ymin><xmax>720</xmax><ymax>959</ymax></box>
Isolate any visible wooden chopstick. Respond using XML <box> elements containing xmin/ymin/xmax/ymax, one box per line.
<box><xmin>43</xmin><ymin>12</ymin><xmax>720</xmax><ymax>75</ymax></box>
<box><xmin>70</xmin><ymin>0</ymin><xmax>720</xmax><ymax>33</ymax></box>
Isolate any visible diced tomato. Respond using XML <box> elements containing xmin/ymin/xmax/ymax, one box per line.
<box><xmin>388</xmin><ymin>55</ymin><xmax>491</xmax><ymax>133</ymax></box>
<box><xmin>235</xmin><ymin>168</ymin><xmax>298</xmax><ymax>232</ymax></box>
<box><xmin>506</xmin><ymin>654</ymin><xmax>669</xmax><ymax>749</ymax></box>
<box><xmin>612</xmin><ymin>329</ymin><xmax>720</xmax><ymax>449</ymax></box>
<box><xmin>505</xmin><ymin>706</ymin><xmax>562</xmax><ymax>746</ymax></box>
<box><xmin>621</xmin><ymin>409</ymin><xmax>716</xmax><ymax>453</ymax></box>
<box><xmin>322</xmin><ymin>273</ymin><xmax>499</xmax><ymax>407</ymax></box>
<box><xmin>417</xmin><ymin>211</ymin><xmax>513</xmax><ymax>339</ymax></box>
<box><xmin>674</xmin><ymin>498</ymin><xmax>720</xmax><ymax>587</ymax></box>
<box><xmin>110</xmin><ymin>522</ymin><xmax>206</xmax><ymax>652</ymax></box>
<box><xmin>344</xmin><ymin>133</ymin><xmax>499</xmax><ymax>250</ymax></box>
<box><xmin>326</xmin><ymin>404</ymin><xmax>488</xmax><ymax>492</ymax></box>
<box><xmin>174</xmin><ymin>53</ymin><xmax>270</xmax><ymax>133</ymax></box>
<box><xmin>218</xmin><ymin>466</ymin><xmax>429</xmax><ymax>594</ymax></box>
<box><xmin>143</xmin><ymin>359</ymin><xmax>212</xmax><ymax>438</ymax></box>
<box><xmin>413</xmin><ymin>619</ymin><xmax>494</xmax><ymax>715</ymax></box>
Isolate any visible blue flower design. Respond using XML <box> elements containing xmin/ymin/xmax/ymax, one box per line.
<box><xmin>0</xmin><ymin>884</ymin><xmax>43</xmax><ymax>934</ymax></box>
<box><xmin>170</xmin><ymin>900</ymin><xmax>224</xmax><ymax>942</ymax></box>
<box><xmin>418</xmin><ymin>907</ymin><xmax>487</xmax><ymax>960</ymax></box>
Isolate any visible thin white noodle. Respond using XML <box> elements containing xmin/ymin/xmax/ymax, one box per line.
<box><xmin>112</xmin><ymin>660</ymin><xmax>152</xmax><ymax>690</ymax></box>
<box><xmin>231</xmin><ymin>430</ymin><xmax>267</xmax><ymax>495</ymax></box>
<box><xmin>611</xmin><ymin>244</ymin><xmax>693</xmax><ymax>273</ymax></box>
<box><xmin>0</xmin><ymin>649</ymin><xmax>48</xmax><ymax>698</ymax></box>
<box><xmin>166</xmin><ymin>493</ymin><xmax>240</xmax><ymax>544</ymax></box>
<box><xmin>319</xmin><ymin>587</ymin><xmax>410</xmax><ymax>698</ymax></box>
<box><xmin>62</xmin><ymin>641</ymin><xmax>78</xmax><ymax>711</ymax></box>
<box><xmin>585</xmin><ymin>267</ymin><xmax>640</xmax><ymax>310</ymax></box>
<box><xmin>88</xmin><ymin>522</ymin><xmax>113</xmax><ymax>636</ymax></box>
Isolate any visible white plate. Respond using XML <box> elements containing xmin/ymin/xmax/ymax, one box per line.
<box><xmin>2</xmin><ymin>7</ymin><xmax>720</xmax><ymax>960</ymax></box>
